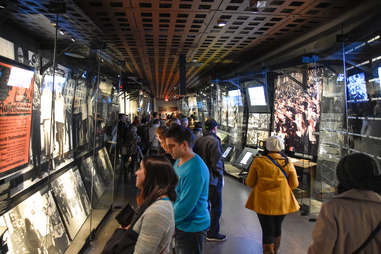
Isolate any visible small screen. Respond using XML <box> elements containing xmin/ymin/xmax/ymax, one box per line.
<box><xmin>347</xmin><ymin>72</ymin><xmax>368</xmax><ymax>102</ymax></box>
<box><xmin>240</xmin><ymin>152</ymin><xmax>253</xmax><ymax>165</ymax></box>
<box><xmin>248</xmin><ymin>86</ymin><xmax>267</xmax><ymax>106</ymax></box>
<box><xmin>222</xmin><ymin>147</ymin><xmax>232</xmax><ymax>158</ymax></box>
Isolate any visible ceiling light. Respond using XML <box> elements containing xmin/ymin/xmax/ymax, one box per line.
<box><xmin>71</xmin><ymin>38</ymin><xmax>75</xmax><ymax>42</ymax></box>
<box><xmin>217</xmin><ymin>20</ymin><xmax>227</xmax><ymax>27</ymax></box>
<box><xmin>59</xmin><ymin>30</ymin><xmax>64</xmax><ymax>35</ymax></box>
<box><xmin>0</xmin><ymin>1</ymin><xmax>6</xmax><ymax>9</ymax></box>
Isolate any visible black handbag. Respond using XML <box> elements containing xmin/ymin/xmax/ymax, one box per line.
<box><xmin>101</xmin><ymin>196</ymin><xmax>159</xmax><ymax>254</ymax></box>
<box><xmin>115</xmin><ymin>203</ymin><xmax>136</xmax><ymax>228</ymax></box>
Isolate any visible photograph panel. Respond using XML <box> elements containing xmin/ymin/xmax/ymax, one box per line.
<box><xmin>51</xmin><ymin>168</ymin><xmax>91</xmax><ymax>240</ymax></box>
<box><xmin>3</xmin><ymin>191</ymin><xmax>70</xmax><ymax>254</ymax></box>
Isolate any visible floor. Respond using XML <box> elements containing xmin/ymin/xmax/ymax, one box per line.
<box><xmin>84</xmin><ymin>175</ymin><xmax>315</xmax><ymax>254</ymax></box>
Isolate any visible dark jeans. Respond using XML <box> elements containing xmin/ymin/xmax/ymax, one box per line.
<box><xmin>175</xmin><ymin>228</ymin><xmax>206</xmax><ymax>254</ymax></box>
<box><xmin>208</xmin><ymin>176</ymin><xmax>223</xmax><ymax>236</ymax></box>
<box><xmin>257</xmin><ymin>214</ymin><xmax>286</xmax><ymax>244</ymax></box>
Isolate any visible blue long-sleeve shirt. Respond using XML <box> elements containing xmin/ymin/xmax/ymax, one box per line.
<box><xmin>173</xmin><ymin>154</ymin><xmax>210</xmax><ymax>232</ymax></box>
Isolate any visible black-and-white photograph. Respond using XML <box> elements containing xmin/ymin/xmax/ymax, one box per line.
<box><xmin>347</xmin><ymin>72</ymin><xmax>368</xmax><ymax>102</ymax></box>
<box><xmin>73</xmin><ymin>79</ymin><xmax>89</xmax><ymax>149</ymax></box>
<box><xmin>51</xmin><ymin>168</ymin><xmax>91</xmax><ymax>240</ymax></box>
<box><xmin>96</xmin><ymin>148</ymin><xmax>114</xmax><ymax>185</ymax></box>
<box><xmin>247</xmin><ymin>130</ymin><xmax>269</xmax><ymax>146</ymax></box>
<box><xmin>80</xmin><ymin>156</ymin><xmax>105</xmax><ymax>202</ymax></box>
<box><xmin>248</xmin><ymin>113</ymin><xmax>271</xmax><ymax>130</ymax></box>
<box><xmin>3</xmin><ymin>191</ymin><xmax>70</xmax><ymax>254</ymax></box>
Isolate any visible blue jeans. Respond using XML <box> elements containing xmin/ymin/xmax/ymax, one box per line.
<box><xmin>208</xmin><ymin>176</ymin><xmax>223</xmax><ymax>236</ymax></box>
<box><xmin>175</xmin><ymin>228</ymin><xmax>206</xmax><ymax>254</ymax></box>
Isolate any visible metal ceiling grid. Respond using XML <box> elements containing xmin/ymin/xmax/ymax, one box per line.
<box><xmin>77</xmin><ymin>0</ymin><xmax>360</xmax><ymax>99</ymax></box>
<box><xmin>4</xmin><ymin>0</ymin><xmax>124</xmax><ymax>69</ymax></box>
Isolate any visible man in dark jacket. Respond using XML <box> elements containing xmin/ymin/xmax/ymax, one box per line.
<box><xmin>193</xmin><ymin>119</ymin><xmax>226</xmax><ymax>242</ymax></box>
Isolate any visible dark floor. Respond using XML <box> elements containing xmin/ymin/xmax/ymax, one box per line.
<box><xmin>85</xmin><ymin>174</ymin><xmax>315</xmax><ymax>254</ymax></box>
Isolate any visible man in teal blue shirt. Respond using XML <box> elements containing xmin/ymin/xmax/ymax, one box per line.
<box><xmin>166</xmin><ymin>125</ymin><xmax>210</xmax><ymax>254</ymax></box>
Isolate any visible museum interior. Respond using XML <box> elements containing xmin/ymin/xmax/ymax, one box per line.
<box><xmin>0</xmin><ymin>0</ymin><xmax>380</xmax><ymax>253</ymax></box>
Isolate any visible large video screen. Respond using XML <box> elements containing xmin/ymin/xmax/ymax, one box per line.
<box><xmin>248</xmin><ymin>86</ymin><xmax>267</xmax><ymax>106</ymax></box>
<box><xmin>347</xmin><ymin>72</ymin><xmax>368</xmax><ymax>102</ymax></box>
<box><xmin>0</xmin><ymin>61</ymin><xmax>34</xmax><ymax>173</ymax></box>
<box><xmin>273</xmin><ymin>71</ymin><xmax>321</xmax><ymax>155</ymax></box>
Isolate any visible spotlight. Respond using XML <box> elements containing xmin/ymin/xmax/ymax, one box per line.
<box><xmin>71</xmin><ymin>38</ymin><xmax>75</xmax><ymax>42</ymax></box>
<box><xmin>59</xmin><ymin>30</ymin><xmax>64</xmax><ymax>35</ymax></box>
<box><xmin>217</xmin><ymin>20</ymin><xmax>227</xmax><ymax>27</ymax></box>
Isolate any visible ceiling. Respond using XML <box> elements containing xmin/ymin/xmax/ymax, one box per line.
<box><xmin>0</xmin><ymin>0</ymin><xmax>371</xmax><ymax>99</ymax></box>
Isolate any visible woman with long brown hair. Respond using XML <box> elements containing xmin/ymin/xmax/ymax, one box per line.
<box><xmin>132</xmin><ymin>155</ymin><xmax>178</xmax><ymax>254</ymax></box>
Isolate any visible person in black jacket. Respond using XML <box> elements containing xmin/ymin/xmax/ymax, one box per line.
<box><xmin>193</xmin><ymin>119</ymin><xmax>226</xmax><ymax>242</ymax></box>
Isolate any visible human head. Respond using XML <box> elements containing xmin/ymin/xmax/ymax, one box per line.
<box><xmin>336</xmin><ymin>153</ymin><xmax>381</xmax><ymax>194</ymax></box>
<box><xmin>136</xmin><ymin>156</ymin><xmax>178</xmax><ymax>206</ymax></box>
<box><xmin>152</xmin><ymin>112</ymin><xmax>158</xmax><ymax>119</ymax></box>
<box><xmin>152</xmin><ymin>119</ymin><xmax>160</xmax><ymax>126</ymax></box>
<box><xmin>205</xmin><ymin>119</ymin><xmax>218</xmax><ymax>133</ymax></box>
<box><xmin>265</xmin><ymin>136</ymin><xmax>284</xmax><ymax>152</ymax></box>
<box><xmin>181</xmin><ymin>117</ymin><xmax>189</xmax><ymax>128</ymax></box>
<box><xmin>169</xmin><ymin>118</ymin><xmax>181</xmax><ymax>128</ymax></box>
<box><xmin>156</xmin><ymin>125</ymin><xmax>169</xmax><ymax>152</ymax></box>
<box><xmin>166</xmin><ymin>125</ymin><xmax>194</xmax><ymax>159</ymax></box>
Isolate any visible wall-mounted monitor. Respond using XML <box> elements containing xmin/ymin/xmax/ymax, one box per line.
<box><xmin>248</xmin><ymin>86</ymin><xmax>267</xmax><ymax>106</ymax></box>
<box><xmin>245</xmin><ymin>82</ymin><xmax>270</xmax><ymax>113</ymax></box>
<box><xmin>347</xmin><ymin>72</ymin><xmax>368</xmax><ymax>102</ymax></box>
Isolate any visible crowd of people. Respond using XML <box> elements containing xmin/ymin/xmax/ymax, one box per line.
<box><xmin>102</xmin><ymin>111</ymin><xmax>381</xmax><ymax>254</ymax></box>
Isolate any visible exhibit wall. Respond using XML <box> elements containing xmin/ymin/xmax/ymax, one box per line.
<box><xmin>0</xmin><ymin>35</ymin><xmax>119</xmax><ymax>253</ymax></box>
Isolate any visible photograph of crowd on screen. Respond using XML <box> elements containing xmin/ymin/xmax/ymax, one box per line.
<box><xmin>2</xmin><ymin>191</ymin><xmax>70</xmax><ymax>254</ymax></box>
<box><xmin>273</xmin><ymin>69</ymin><xmax>322</xmax><ymax>155</ymax></box>
<box><xmin>51</xmin><ymin>168</ymin><xmax>91</xmax><ymax>240</ymax></box>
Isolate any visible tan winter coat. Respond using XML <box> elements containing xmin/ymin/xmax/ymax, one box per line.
<box><xmin>308</xmin><ymin>189</ymin><xmax>381</xmax><ymax>254</ymax></box>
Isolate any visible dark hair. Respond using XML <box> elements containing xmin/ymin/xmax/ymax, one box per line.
<box><xmin>169</xmin><ymin>118</ymin><xmax>180</xmax><ymax>128</ymax></box>
<box><xmin>138</xmin><ymin>156</ymin><xmax>178</xmax><ymax>206</ymax></box>
<box><xmin>205</xmin><ymin>119</ymin><xmax>218</xmax><ymax>131</ymax></box>
<box><xmin>336</xmin><ymin>153</ymin><xmax>381</xmax><ymax>194</ymax></box>
<box><xmin>152</xmin><ymin>112</ymin><xmax>158</xmax><ymax>118</ymax></box>
<box><xmin>152</xmin><ymin>119</ymin><xmax>160</xmax><ymax>125</ymax></box>
<box><xmin>166</xmin><ymin>124</ymin><xmax>194</xmax><ymax>147</ymax></box>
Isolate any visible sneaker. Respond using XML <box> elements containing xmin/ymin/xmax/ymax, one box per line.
<box><xmin>206</xmin><ymin>233</ymin><xmax>227</xmax><ymax>242</ymax></box>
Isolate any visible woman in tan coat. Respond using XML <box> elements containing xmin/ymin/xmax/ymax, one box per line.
<box><xmin>245</xmin><ymin>136</ymin><xmax>299</xmax><ymax>254</ymax></box>
<box><xmin>308</xmin><ymin>153</ymin><xmax>381</xmax><ymax>254</ymax></box>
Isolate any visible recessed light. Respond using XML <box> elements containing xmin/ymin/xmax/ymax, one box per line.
<box><xmin>217</xmin><ymin>21</ymin><xmax>227</xmax><ymax>27</ymax></box>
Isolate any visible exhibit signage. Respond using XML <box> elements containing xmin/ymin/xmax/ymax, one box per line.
<box><xmin>0</xmin><ymin>62</ymin><xmax>34</xmax><ymax>173</ymax></box>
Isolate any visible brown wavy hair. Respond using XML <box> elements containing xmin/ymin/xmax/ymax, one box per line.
<box><xmin>137</xmin><ymin>155</ymin><xmax>178</xmax><ymax>206</ymax></box>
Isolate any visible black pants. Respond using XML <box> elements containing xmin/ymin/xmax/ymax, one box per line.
<box><xmin>257</xmin><ymin>214</ymin><xmax>286</xmax><ymax>244</ymax></box>
<box><xmin>175</xmin><ymin>228</ymin><xmax>206</xmax><ymax>254</ymax></box>
<box><xmin>208</xmin><ymin>177</ymin><xmax>223</xmax><ymax>236</ymax></box>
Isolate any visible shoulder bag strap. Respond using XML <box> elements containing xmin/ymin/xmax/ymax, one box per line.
<box><xmin>352</xmin><ymin>221</ymin><xmax>381</xmax><ymax>254</ymax></box>
<box><xmin>265</xmin><ymin>155</ymin><xmax>288</xmax><ymax>180</ymax></box>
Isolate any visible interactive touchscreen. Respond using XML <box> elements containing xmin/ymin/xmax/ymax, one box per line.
<box><xmin>222</xmin><ymin>146</ymin><xmax>232</xmax><ymax>159</ymax></box>
<box><xmin>240</xmin><ymin>152</ymin><xmax>253</xmax><ymax>165</ymax></box>
<box><xmin>248</xmin><ymin>86</ymin><xmax>267</xmax><ymax>106</ymax></box>
<box><xmin>347</xmin><ymin>72</ymin><xmax>368</xmax><ymax>102</ymax></box>
<box><xmin>233</xmin><ymin>147</ymin><xmax>258</xmax><ymax>170</ymax></box>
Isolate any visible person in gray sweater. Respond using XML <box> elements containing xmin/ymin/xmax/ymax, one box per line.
<box><xmin>133</xmin><ymin>156</ymin><xmax>178</xmax><ymax>254</ymax></box>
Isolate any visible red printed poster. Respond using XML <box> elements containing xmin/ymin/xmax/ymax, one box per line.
<box><xmin>0</xmin><ymin>62</ymin><xmax>34</xmax><ymax>173</ymax></box>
